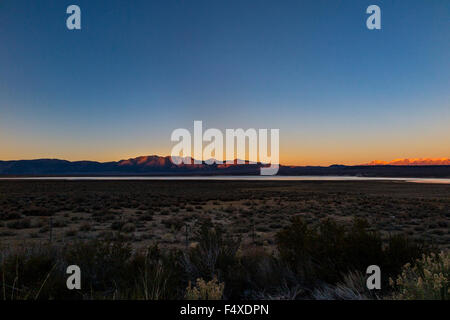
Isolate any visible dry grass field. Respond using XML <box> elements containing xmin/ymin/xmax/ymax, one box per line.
<box><xmin>0</xmin><ymin>180</ymin><xmax>448</xmax><ymax>250</ymax></box>
<box><xmin>0</xmin><ymin>179</ymin><xmax>448</xmax><ymax>299</ymax></box>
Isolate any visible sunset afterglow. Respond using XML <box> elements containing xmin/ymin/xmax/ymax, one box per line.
<box><xmin>0</xmin><ymin>1</ymin><xmax>448</xmax><ymax>165</ymax></box>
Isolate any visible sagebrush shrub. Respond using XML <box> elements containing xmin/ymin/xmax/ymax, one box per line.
<box><xmin>390</xmin><ymin>251</ymin><xmax>449</xmax><ymax>300</ymax></box>
<box><xmin>276</xmin><ymin>217</ymin><xmax>426</xmax><ymax>287</ymax></box>
<box><xmin>185</xmin><ymin>277</ymin><xmax>224</xmax><ymax>300</ymax></box>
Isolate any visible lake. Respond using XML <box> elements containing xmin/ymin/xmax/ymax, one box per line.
<box><xmin>0</xmin><ymin>176</ymin><xmax>449</xmax><ymax>184</ymax></box>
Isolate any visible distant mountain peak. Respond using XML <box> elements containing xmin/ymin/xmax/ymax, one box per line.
<box><xmin>363</xmin><ymin>158</ymin><xmax>450</xmax><ymax>166</ymax></box>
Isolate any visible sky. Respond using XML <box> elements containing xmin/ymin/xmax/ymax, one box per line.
<box><xmin>0</xmin><ymin>0</ymin><xmax>449</xmax><ymax>166</ymax></box>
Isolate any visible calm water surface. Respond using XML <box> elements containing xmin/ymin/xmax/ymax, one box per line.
<box><xmin>0</xmin><ymin>176</ymin><xmax>449</xmax><ymax>184</ymax></box>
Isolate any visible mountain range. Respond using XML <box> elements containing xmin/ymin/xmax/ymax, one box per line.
<box><xmin>363</xmin><ymin>158</ymin><xmax>450</xmax><ymax>166</ymax></box>
<box><xmin>0</xmin><ymin>155</ymin><xmax>449</xmax><ymax>177</ymax></box>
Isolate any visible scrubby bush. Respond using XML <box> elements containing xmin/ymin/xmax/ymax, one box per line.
<box><xmin>0</xmin><ymin>245</ymin><xmax>67</xmax><ymax>299</ymax></box>
<box><xmin>227</xmin><ymin>247</ymin><xmax>302</xmax><ymax>300</ymax></box>
<box><xmin>79</xmin><ymin>223</ymin><xmax>92</xmax><ymax>232</ymax></box>
<box><xmin>390</xmin><ymin>251</ymin><xmax>449</xmax><ymax>300</ymax></box>
<box><xmin>0</xmin><ymin>239</ymin><xmax>184</xmax><ymax>300</ymax></box>
<box><xmin>0</xmin><ymin>211</ymin><xmax>22</xmax><ymax>220</ymax></box>
<box><xmin>121</xmin><ymin>223</ymin><xmax>136</xmax><ymax>233</ymax></box>
<box><xmin>161</xmin><ymin>217</ymin><xmax>184</xmax><ymax>230</ymax></box>
<box><xmin>312</xmin><ymin>271</ymin><xmax>373</xmax><ymax>300</ymax></box>
<box><xmin>111</xmin><ymin>220</ymin><xmax>125</xmax><ymax>230</ymax></box>
<box><xmin>22</xmin><ymin>206</ymin><xmax>53</xmax><ymax>217</ymax></box>
<box><xmin>185</xmin><ymin>277</ymin><xmax>224</xmax><ymax>300</ymax></box>
<box><xmin>63</xmin><ymin>240</ymin><xmax>133</xmax><ymax>295</ymax></box>
<box><xmin>65</xmin><ymin>229</ymin><xmax>78</xmax><ymax>237</ymax></box>
<box><xmin>126</xmin><ymin>244</ymin><xmax>184</xmax><ymax>299</ymax></box>
<box><xmin>7</xmin><ymin>219</ymin><xmax>32</xmax><ymax>229</ymax></box>
<box><xmin>276</xmin><ymin>217</ymin><xmax>427</xmax><ymax>289</ymax></box>
<box><xmin>182</xmin><ymin>221</ymin><xmax>240</xmax><ymax>284</ymax></box>
<box><xmin>0</xmin><ymin>218</ymin><xmax>434</xmax><ymax>300</ymax></box>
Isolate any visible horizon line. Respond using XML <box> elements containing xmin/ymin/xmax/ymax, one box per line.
<box><xmin>1</xmin><ymin>155</ymin><xmax>450</xmax><ymax>167</ymax></box>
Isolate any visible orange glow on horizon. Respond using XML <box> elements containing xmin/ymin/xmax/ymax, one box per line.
<box><xmin>0</xmin><ymin>149</ymin><xmax>449</xmax><ymax>167</ymax></box>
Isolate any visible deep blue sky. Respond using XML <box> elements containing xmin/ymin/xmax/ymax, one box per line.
<box><xmin>0</xmin><ymin>0</ymin><xmax>449</xmax><ymax>164</ymax></box>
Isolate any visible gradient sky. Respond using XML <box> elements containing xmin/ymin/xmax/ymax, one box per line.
<box><xmin>0</xmin><ymin>0</ymin><xmax>449</xmax><ymax>165</ymax></box>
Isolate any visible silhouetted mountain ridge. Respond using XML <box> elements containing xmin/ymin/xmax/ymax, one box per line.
<box><xmin>0</xmin><ymin>156</ymin><xmax>449</xmax><ymax>177</ymax></box>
